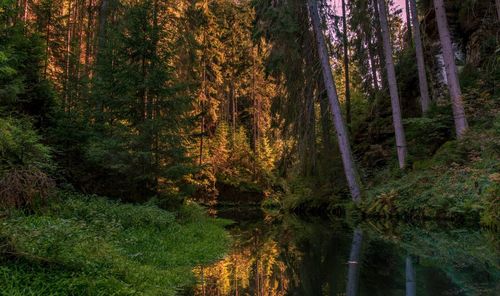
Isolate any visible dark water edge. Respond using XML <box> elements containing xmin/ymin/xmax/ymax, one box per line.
<box><xmin>182</xmin><ymin>206</ymin><xmax>499</xmax><ymax>296</ymax></box>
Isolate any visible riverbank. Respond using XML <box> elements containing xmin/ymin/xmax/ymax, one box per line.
<box><xmin>360</xmin><ymin>126</ymin><xmax>499</xmax><ymax>227</ymax></box>
<box><xmin>275</xmin><ymin>124</ymin><xmax>499</xmax><ymax>228</ymax></box>
<box><xmin>0</xmin><ymin>191</ymin><xmax>230</xmax><ymax>295</ymax></box>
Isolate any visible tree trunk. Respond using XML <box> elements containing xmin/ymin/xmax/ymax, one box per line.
<box><xmin>64</xmin><ymin>0</ymin><xmax>73</xmax><ymax>112</ymax></box>
<box><xmin>496</xmin><ymin>0</ymin><xmax>500</xmax><ymax>21</ymax></box>
<box><xmin>433</xmin><ymin>0</ymin><xmax>468</xmax><ymax>138</ymax></box>
<box><xmin>410</xmin><ymin>0</ymin><xmax>431</xmax><ymax>113</ymax></box>
<box><xmin>405</xmin><ymin>0</ymin><xmax>412</xmax><ymax>43</ymax></box>
<box><xmin>98</xmin><ymin>0</ymin><xmax>109</xmax><ymax>55</ymax></box>
<box><xmin>308</xmin><ymin>0</ymin><xmax>361</xmax><ymax>202</ymax></box>
<box><xmin>318</xmin><ymin>79</ymin><xmax>332</xmax><ymax>150</ymax></box>
<box><xmin>346</xmin><ymin>228</ymin><xmax>362</xmax><ymax>296</ymax></box>
<box><xmin>342</xmin><ymin>0</ymin><xmax>351</xmax><ymax>127</ymax></box>
<box><xmin>372</xmin><ymin>0</ymin><xmax>386</xmax><ymax>90</ymax></box>
<box><xmin>377</xmin><ymin>0</ymin><xmax>407</xmax><ymax>169</ymax></box>
<box><xmin>405</xmin><ymin>256</ymin><xmax>416</xmax><ymax>296</ymax></box>
<box><xmin>366</xmin><ymin>34</ymin><xmax>379</xmax><ymax>92</ymax></box>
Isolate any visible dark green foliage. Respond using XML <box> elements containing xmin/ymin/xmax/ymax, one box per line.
<box><xmin>0</xmin><ymin>118</ymin><xmax>55</xmax><ymax>211</ymax></box>
<box><xmin>0</xmin><ymin>5</ymin><xmax>56</xmax><ymax>127</ymax></box>
<box><xmin>0</xmin><ymin>117</ymin><xmax>52</xmax><ymax>172</ymax></box>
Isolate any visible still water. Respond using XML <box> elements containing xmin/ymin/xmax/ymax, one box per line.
<box><xmin>188</xmin><ymin>207</ymin><xmax>499</xmax><ymax>296</ymax></box>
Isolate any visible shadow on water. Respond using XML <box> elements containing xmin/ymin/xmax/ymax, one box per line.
<box><xmin>185</xmin><ymin>207</ymin><xmax>499</xmax><ymax>296</ymax></box>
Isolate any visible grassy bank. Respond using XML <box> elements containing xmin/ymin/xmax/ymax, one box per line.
<box><xmin>0</xmin><ymin>192</ymin><xmax>230</xmax><ymax>295</ymax></box>
<box><xmin>274</xmin><ymin>122</ymin><xmax>499</xmax><ymax>227</ymax></box>
<box><xmin>361</xmin><ymin>126</ymin><xmax>499</xmax><ymax>228</ymax></box>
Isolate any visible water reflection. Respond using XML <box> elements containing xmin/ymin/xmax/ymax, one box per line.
<box><xmin>405</xmin><ymin>257</ymin><xmax>416</xmax><ymax>296</ymax></box>
<box><xmin>191</xmin><ymin>208</ymin><xmax>499</xmax><ymax>296</ymax></box>
<box><xmin>346</xmin><ymin>229</ymin><xmax>362</xmax><ymax>296</ymax></box>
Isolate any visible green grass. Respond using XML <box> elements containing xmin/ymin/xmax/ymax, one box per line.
<box><xmin>0</xmin><ymin>192</ymin><xmax>231</xmax><ymax>295</ymax></box>
<box><xmin>362</xmin><ymin>124</ymin><xmax>500</xmax><ymax>228</ymax></box>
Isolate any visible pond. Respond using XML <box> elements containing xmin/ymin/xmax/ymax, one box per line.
<box><xmin>185</xmin><ymin>207</ymin><xmax>499</xmax><ymax>296</ymax></box>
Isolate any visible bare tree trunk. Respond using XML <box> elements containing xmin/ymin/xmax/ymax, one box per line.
<box><xmin>98</xmin><ymin>0</ymin><xmax>110</xmax><ymax>56</ymax></box>
<box><xmin>405</xmin><ymin>256</ymin><xmax>416</xmax><ymax>296</ymax></box>
<box><xmin>410</xmin><ymin>0</ymin><xmax>431</xmax><ymax>113</ymax></box>
<box><xmin>496</xmin><ymin>0</ymin><xmax>500</xmax><ymax>21</ymax></box>
<box><xmin>377</xmin><ymin>0</ymin><xmax>407</xmax><ymax>169</ymax></box>
<box><xmin>372</xmin><ymin>0</ymin><xmax>386</xmax><ymax>90</ymax></box>
<box><xmin>346</xmin><ymin>228</ymin><xmax>362</xmax><ymax>296</ymax></box>
<box><xmin>308</xmin><ymin>0</ymin><xmax>361</xmax><ymax>202</ymax></box>
<box><xmin>405</xmin><ymin>0</ymin><xmax>412</xmax><ymax>43</ymax></box>
<box><xmin>23</xmin><ymin>0</ymin><xmax>28</xmax><ymax>21</ymax></box>
<box><xmin>342</xmin><ymin>0</ymin><xmax>351</xmax><ymax>127</ymax></box>
<box><xmin>64</xmin><ymin>0</ymin><xmax>73</xmax><ymax>112</ymax></box>
<box><xmin>367</xmin><ymin>35</ymin><xmax>379</xmax><ymax>92</ymax></box>
<box><xmin>433</xmin><ymin>0</ymin><xmax>468</xmax><ymax>138</ymax></box>
<box><xmin>318</xmin><ymin>79</ymin><xmax>332</xmax><ymax>149</ymax></box>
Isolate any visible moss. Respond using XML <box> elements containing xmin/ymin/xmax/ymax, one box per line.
<box><xmin>0</xmin><ymin>192</ymin><xmax>230</xmax><ymax>295</ymax></box>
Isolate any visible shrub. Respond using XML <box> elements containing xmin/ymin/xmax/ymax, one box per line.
<box><xmin>0</xmin><ymin>166</ymin><xmax>55</xmax><ymax>210</ymax></box>
<box><xmin>0</xmin><ymin>117</ymin><xmax>54</xmax><ymax>210</ymax></box>
<box><xmin>0</xmin><ymin>117</ymin><xmax>52</xmax><ymax>172</ymax></box>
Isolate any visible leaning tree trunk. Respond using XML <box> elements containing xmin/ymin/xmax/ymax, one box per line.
<box><xmin>308</xmin><ymin>0</ymin><xmax>361</xmax><ymax>202</ymax></box>
<box><xmin>410</xmin><ymin>0</ymin><xmax>431</xmax><ymax>113</ymax></box>
<box><xmin>377</xmin><ymin>0</ymin><xmax>407</xmax><ymax>169</ymax></box>
<box><xmin>434</xmin><ymin>0</ymin><xmax>468</xmax><ymax>138</ymax></box>
<box><xmin>342</xmin><ymin>0</ymin><xmax>351</xmax><ymax>127</ymax></box>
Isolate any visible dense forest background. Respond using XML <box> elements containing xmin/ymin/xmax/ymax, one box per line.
<box><xmin>0</xmin><ymin>0</ymin><xmax>499</xmax><ymax>294</ymax></box>
<box><xmin>1</xmin><ymin>0</ymin><xmax>498</xmax><ymax>215</ymax></box>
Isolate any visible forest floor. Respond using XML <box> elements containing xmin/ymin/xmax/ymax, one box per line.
<box><xmin>0</xmin><ymin>192</ymin><xmax>230</xmax><ymax>295</ymax></box>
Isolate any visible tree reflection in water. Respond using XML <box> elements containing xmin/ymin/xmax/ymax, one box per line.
<box><xmin>190</xmin><ymin>209</ymin><xmax>499</xmax><ymax>296</ymax></box>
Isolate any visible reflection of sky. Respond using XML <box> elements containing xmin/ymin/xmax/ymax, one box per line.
<box><xmin>330</xmin><ymin>0</ymin><xmax>408</xmax><ymax>21</ymax></box>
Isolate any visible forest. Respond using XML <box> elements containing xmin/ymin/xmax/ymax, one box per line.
<box><xmin>0</xmin><ymin>0</ymin><xmax>499</xmax><ymax>294</ymax></box>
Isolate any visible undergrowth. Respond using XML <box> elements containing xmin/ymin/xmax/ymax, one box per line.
<box><xmin>0</xmin><ymin>192</ymin><xmax>230</xmax><ymax>295</ymax></box>
<box><xmin>363</xmin><ymin>123</ymin><xmax>500</xmax><ymax>228</ymax></box>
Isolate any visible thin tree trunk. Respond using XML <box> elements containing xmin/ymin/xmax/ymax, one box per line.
<box><xmin>410</xmin><ymin>0</ymin><xmax>431</xmax><ymax>113</ymax></box>
<box><xmin>308</xmin><ymin>0</ymin><xmax>361</xmax><ymax>202</ymax></box>
<box><xmin>318</xmin><ymin>79</ymin><xmax>332</xmax><ymax>150</ymax></box>
<box><xmin>496</xmin><ymin>0</ymin><xmax>500</xmax><ymax>21</ymax></box>
<box><xmin>341</xmin><ymin>0</ymin><xmax>351</xmax><ymax>127</ymax></box>
<box><xmin>23</xmin><ymin>0</ymin><xmax>28</xmax><ymax>21</ymax></box>
<box><xmin>346</xmin><ymin>228</ymin><xmax>362</xmax><ymax>296</ymax></box>
<box><xmin>84</xmin><ymin>0</ymin><xmax>93</xmax><ymax>80</ymax></box>
<box><xmin>405</xmin><ymin>256</ymin><xmax>416</xmax><ymax>296</ymax></box>
<box><xmin>377</xmin><ymin>0</ymin><xmax>407</xmax><ymax>169</ymax></box>
<box><xmin>200</xmin><ymin>28</ymin><xmax>207</xmax><ymax>166</ymax></box>
<box><xmin>64</xmin><ymin>0</ymin><xmax>73</xmax><ymax>112</ymax></box>
<box><xmin>433</xmin><ymin>0</ymin><xmax>468</xmax><ymax>138</ymax></box>
<box><xmin>98</xmin><ymin>0</ymin><xmax>109</xmax><ymax>54</ymax></box>
<box><xmin>405</xmin><ymin>0</ymin><xmax>412</xmax><ymax>43</ymax></box>
<box><xmin>44</xmin><ymin>5</ymin><xmax>52</xmax><ymax>75</ymax></box>
<box><xmin>367</xmin><ymin>35</ymin><xmax>379</xmax><ymax>92</ymax></box>
<box><xmin>372</xmin><ymin>0</ymin><xmax>386</xmax><ymax>90</ymax></box>
<box><xmin>252</xmin><ymin>47</ymin><xmax>258</xmax><ymax>152</ymax></box>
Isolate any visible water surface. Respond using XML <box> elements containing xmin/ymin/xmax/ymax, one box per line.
<box><xmin>188</xmin><ymin>207</ymin><xmax>499</xmax><ymax>295</ymax></box>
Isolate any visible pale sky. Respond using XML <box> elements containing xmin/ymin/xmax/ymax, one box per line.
<box><xmin>330</xmin><ymin>0</ymin><xmax>408</xmax><ymax>22</ymax></box>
